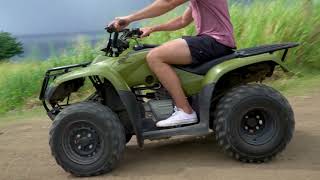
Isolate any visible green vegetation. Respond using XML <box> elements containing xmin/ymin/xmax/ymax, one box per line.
<box><xmin>0</xmin><ymin>0</ymin><xmax>319</xmax><ymax>115</ymax></box>
<box><xmin>270</xmin><ymin>72</ymin><xmax>320</xmax><ymax>96</ymax></box>
<box><xmin>0</xmin><ymin>32</ymin><xmax>24</xmax><ymax>61</ymax></box>
<box><xmin>143</xmin><ymin>0</ymin><xmax>320</xmax><ymax>70</ymax></box>
<box><xmin>0</xmin><ymin>38</ymin><xmax>100</xmax><ymax>114</ymax></box>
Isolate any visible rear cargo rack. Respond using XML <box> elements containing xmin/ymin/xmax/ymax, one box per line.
<box><xmin>177</xmin><ymin>42</ymin><xmax>300</xmax><ymax>75</ymax></box>
<box><xmin>236</xmin><ymin>42</ymin><xmax>300</xmax><ymax>61</ymax></box>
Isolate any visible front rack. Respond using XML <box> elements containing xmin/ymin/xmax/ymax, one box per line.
<box><xmin>39</xmin><ymin>62</ymin><xmax>91</xmax><ymax>101</ymax></box>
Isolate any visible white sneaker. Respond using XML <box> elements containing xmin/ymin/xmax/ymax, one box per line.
<box><xmin>156</xmin><ymin>107</ymin><xmax>198</xmax><ymax>127</ymax></box>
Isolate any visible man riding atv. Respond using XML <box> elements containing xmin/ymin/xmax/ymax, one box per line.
<box><xmin>42</xmin><ymin>0</ymin><xmax>298</xmax><ymax>176</ymax></box>
<box><xmin>110</xmin><ymin>0</ymin><xmax>236</xmax><ymax>128</ymax></box>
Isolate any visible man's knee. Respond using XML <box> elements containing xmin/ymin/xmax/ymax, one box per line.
<box><xmin>146</xmin><ymin>48</ymin><xmax>162</xmax><ymax>67</ymax></box>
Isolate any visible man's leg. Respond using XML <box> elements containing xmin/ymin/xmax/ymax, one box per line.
<box><xmin>146</xmin><ymin>38</ymin><xmax>193</xmax><ymax>114</ymax></box>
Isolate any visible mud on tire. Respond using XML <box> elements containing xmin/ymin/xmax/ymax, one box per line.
<box><xmin>213</xmin><ymin>84</ymin><xmax>295</xmax><ymax>163</ymax></box>
<box><xmin>49</xmin><ymin>102</ymin><xmax>125</xmax><ymax>177</ymax></box>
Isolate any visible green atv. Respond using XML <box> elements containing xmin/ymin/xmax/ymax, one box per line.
<box><xmin>39</xmin><ymin>27</ymin><xmax>298</xmax><ymax>177</ymax></box>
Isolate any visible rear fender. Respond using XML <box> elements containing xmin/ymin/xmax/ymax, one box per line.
<box><xmin>202</xmin><ymin>54</ymin><xmax>289</xmax><ymax>86</ymax></box>
<box><xmin>197</xmin><ymin>54</ymin><xmax>289</xmax><ymax>128</ymax></box>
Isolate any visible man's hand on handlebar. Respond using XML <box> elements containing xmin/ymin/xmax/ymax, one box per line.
<box><xmin>140</xmin><ymin>27</ymin><xmax>154</xmax><ymax>38</ymax></box>
<box><xmin>107</xmin><ymin>17</ymin><xmax>151</xmax><ymax>39</ymax></box>
<box><xmin>108</xmin><ymin>16</ymin><xmax>131</xmax><ymax>32</ymax></box>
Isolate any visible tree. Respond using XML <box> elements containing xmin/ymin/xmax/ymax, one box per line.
<box><xmin>0</xmin><ymin>32</ymin><xmax>24</xmax><ymax>60</ymax></box>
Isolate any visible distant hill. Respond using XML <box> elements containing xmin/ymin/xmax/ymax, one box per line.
<box><xmin>15</xmin><ymin>31</ymin><xmax>105</xmax><ymax>60</ymax></box>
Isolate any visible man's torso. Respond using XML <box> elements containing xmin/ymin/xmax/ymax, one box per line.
<box><xmin>189</xmin><ymin>0</ymin><xmax>236</xmax><ymax>48</ymax></box>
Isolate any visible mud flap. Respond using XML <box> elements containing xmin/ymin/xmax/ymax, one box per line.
<box><xmin>118</xmin><ymin>91</ymin><xmax>144</xmax><ymax>147</ymax></box>
<box><xmin>198</xmin><ymin>84</ymin><xmax>215</xmax><ymax>127</ymax></box>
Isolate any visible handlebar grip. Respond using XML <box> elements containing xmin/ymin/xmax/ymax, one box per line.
<box><xmin>137</xmin><ymin>29</ymin><xmax>143</xmax><ymax>37</ymax></box>
<box><xmin>106</xmin><ymin>26</ymin><xmax>115</xmax><ymax>33</ymax></box>
<box><xmin>132</xmin><ymin>28</ymin><xmax>143</xmax><ymax>37</ymax></box>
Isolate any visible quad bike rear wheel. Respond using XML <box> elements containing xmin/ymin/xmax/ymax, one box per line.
<box><xmin>213</xmin><ymin>84</ymin><xmax>295</xmax><ymax>163</ymax></box>
<box><xmin>49</xmin><ymin>102</ymin><xmax>125</xmax><ymax>177</ymax></box>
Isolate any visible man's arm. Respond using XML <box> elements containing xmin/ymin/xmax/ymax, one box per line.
<box><xmin>141</xmin><ymin>8</ymin><xmax>193</xmax><ymax>37</ymax></box>
<box><xmin>112</xmin><ymin>0</ymin><xmax>188</xmax><ymax>30</ymax></box>
<box><xmin>153</xmin><ymin>7</ymin><xmax>193</xmax><ymax>32</ymax></box>
<box><xmin>127</xmin><ymin>0</ymin><xmax>188</xmax><ymax>22</ymax></box>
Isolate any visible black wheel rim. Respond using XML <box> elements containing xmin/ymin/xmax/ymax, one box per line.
<box><xmin>239</xmin><ymin>109</ymin><xmax>277</xmax><ymax>146</ymax></box>
<box><xmin>62</xmin><ymin>120</ymin><xmax>104</xmax><ymax>165</ymax></box>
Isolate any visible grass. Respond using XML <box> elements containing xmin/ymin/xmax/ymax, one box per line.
<box><xmin>142</xmin><ymin>0</ymin><xmax>320</xmax><ymax>70</ymax></box>
<box><xmin>270</xmin><ymin>70</ymin><xmax>320</xmax><ymax>96</ymax></box>
<box><xmin>0</xmin><ymin>38</ymin><xmax>102</xmax><ymax>114</ymax></box>
<box><xmin>0</xmin><ymin>0</ymin><xmax>319</xmax><ymax>116</ymax></box>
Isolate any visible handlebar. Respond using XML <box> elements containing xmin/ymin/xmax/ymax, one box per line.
<box><xmin>102</xmin><ymin>26</ymin><xmax>144</xmax><ymax>57</ymax></box>
<box><xmin>105</xmin><ymin>27</ymin><xmax>143</xmax><ymax>39</ymax></box>
<box><xmin>106</xmin><ymin>20</ymin><xmax>143</xmax><ymax>38</ymax></box>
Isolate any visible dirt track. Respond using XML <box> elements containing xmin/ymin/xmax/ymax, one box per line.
<box><xmin>1</xmin><ymin>92</ymin><xmax>320</xmax><ymax>180</ymax></box>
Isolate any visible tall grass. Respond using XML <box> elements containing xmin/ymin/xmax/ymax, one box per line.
<box><xmin>143</xmin><ymin>0</ymin><xmax>320</xmax><ymax>70</ymax></box>
<box><xmin>0</xmin><ymin>0</ymin><xmax>319</xmax><ymax>114</ymax></box>
<box><xmin>0</xmin><ymin>38</ymin><xmax>101</xmax><ymax>113</ymax></box>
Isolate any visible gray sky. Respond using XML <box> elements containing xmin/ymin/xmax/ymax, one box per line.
<box><xmin>0</xmin><ymin>0</ymin><xmax>152</xmax><ymax>35</ymax></box>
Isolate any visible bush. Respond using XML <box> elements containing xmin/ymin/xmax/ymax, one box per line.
<box><xmin>0</xmin><ymin>32</ymin><xmax>24</xmax><ymax>60</ymax></box>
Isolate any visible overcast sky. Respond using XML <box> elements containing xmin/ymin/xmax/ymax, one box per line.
<box><xmin>0</xmin><ymin>0</ymin><xmax>152</xmax><ymax>35</ymax></box>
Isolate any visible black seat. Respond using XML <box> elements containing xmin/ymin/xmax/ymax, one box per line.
<box><xmin>176</xmin><ymin>43</ymin><xmax>299</xmax><ymax>75</ymax></box>
<box><xmin>176</xmin><ymin>52</ymin><xmax>238</xmax><ymax>75</ymax></box>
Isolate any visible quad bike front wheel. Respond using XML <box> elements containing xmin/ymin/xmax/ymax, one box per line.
<box><xmin>49</xmin><ymin>102</ymin><xmax>125</xmax><ymax>177</ymax></box>
<box><xmin>213</xmin><ymin>84</ymin><xmax>295</xmax><ymax>163</ymax></box>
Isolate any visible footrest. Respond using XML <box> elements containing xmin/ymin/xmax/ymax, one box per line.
<box><xmin>142</xmin><ymin>118</ymin><xmax>158</xmax><ymax>132</ymax></box>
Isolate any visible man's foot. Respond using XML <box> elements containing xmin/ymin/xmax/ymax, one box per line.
<box><xmin>156</xmin><ymin>107</ymin><xmax>198</xmax><ymax>127</ymax></box>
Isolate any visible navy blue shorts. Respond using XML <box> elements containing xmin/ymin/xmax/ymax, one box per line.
<box><xmin>182</xmin><ymin>35</ymin><xmax>234</xmax><ymax>65</ymax></box>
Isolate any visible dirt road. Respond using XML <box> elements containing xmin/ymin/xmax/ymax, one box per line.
<box><xmin>1</xmin><ymin>92</ymin><xmax>320</xmax><ymax>180</ymax></box>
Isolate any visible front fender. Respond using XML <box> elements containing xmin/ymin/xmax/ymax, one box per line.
<box><xmin>202</xmin><ymin>54</ymin><xmax>289</xmax><ymax>86</ymax></box>
<box><xmin>52</xmin><ymin>61</ymin><xmax>130</xmax><ymax>91</ymax></box>
<box><xmin>48</xmin><ymin>62</ymin><xmax>144</xmax><ymax>147</ymax></box>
